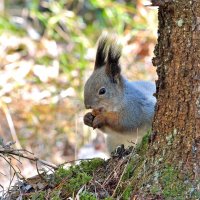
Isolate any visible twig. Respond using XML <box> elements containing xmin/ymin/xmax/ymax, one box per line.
<box><xmin>54</xmin><ymin>25</ymin><xmax>70</xmax><ymax>42</ymax></box>
<box><xmin>0</xmin><ymin>144</ymin><xmax>58</xmax><ymax>199</ymax></box>
<box><xmin>94</xmin><ymin>180</ymin><xmax>108</xmax><ymax>193</ymax></box>
<box><xmin>75</xmin><ymin>113</ymin><xmax>78</xmax><ymax>160</ymax></box>
<box><xmin>0</xmin><ymin>148</ymin><xmax>58</xmax><ymax>169</ymax></box>
<box><xmin>0</xmin><ymin>184</ymin><xmax>4</xmax><ymax>193</ymax></box>
<box><xmin>35</xmin><ymin>160</ymin><xmax>49</xmax><ymax>184</ymax></box>
<box><xmin>102</xmin><ymin>159</ymin><xmax>125</xmax><ymax>187</ymax></box>
<box><xmin>1</xmin><ymin>102</ymin><xmax>22</xmax><ymax>149</ymax></box>
<box><xmin>0</xmin><ymin>170</ymin><xmax>6</xmax><ymax>176</ymax></box>
<box><xmin>1</xmin><ymin>156</ymin><xmax>18</xmax><ymax>192</ymax></box>
<box><xmin>9</xmin><ymin>154</ymin><xmax>23</xmax><ymax>165</ymax></box>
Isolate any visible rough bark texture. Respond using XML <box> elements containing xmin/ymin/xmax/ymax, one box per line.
<box><xmin>131</xmin><ymin>1</ymin><xmax>200</xmax><ymax>199</ymax></box>
<box><xmin>152</xmin><ymin>0</ymin><xmax>200</xmax><ymax>177</ymax></box>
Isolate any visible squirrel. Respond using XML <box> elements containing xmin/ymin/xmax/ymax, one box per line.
<box><xmin>83</xmin><ymin>35</ymin><xmax>156</xmax><ymax>153</ymax></box>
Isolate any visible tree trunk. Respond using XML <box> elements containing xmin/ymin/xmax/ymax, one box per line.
<box><xmin>153</xmin><ymin>0</ymin><xmax>200</xmax><ymax>174</ymax></box>
<box><xmin>132</xmin><ymin>1</ymin><xmax>200</xmax><ymax>198</ymax></box>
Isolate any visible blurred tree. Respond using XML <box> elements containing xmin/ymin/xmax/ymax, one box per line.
<box><xmin>0</xmin><ymin>0</ymin><xmax>4</xmax><ymax>15</ymax></box>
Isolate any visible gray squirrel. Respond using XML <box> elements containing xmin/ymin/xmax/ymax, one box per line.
<box><xmin>83</xmin><ymin>35</ymin><xmax>156</xmax><ymax>153</ymax></box>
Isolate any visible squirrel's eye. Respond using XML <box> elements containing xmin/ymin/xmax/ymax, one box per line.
<box><xmin>99</xmin><ymin>87</ymin><xmax>106</xmax><ymax>95</ymax></box>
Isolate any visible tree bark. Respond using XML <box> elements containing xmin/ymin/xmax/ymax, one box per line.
<box><xmin>132</xmin><ymin>1</ymin><xmax>200</xmax><ymax>198</ymax></box>
<box><xmin>152</xmin><ymin>0</ymin><xmax>200</xmax><ymax>176</ymax></box>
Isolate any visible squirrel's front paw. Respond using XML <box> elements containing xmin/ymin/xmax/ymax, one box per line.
<box><xmin>84</xmin><ymin>112</ymin><xmax>95</xmax><ymax>127</ymax></box>
<box><xmin>93</xmin><ymin>114</ymin><xmax>106</xmax><ymax>129</ymax></box>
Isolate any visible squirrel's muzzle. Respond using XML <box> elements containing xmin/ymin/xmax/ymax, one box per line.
<box><xmin>84</xmin><ymin>94</ymin><xmax>94</xmax><ymax>109</ymax></box>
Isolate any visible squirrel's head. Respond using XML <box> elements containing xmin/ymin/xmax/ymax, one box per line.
<box><xmin>84</xmin><ymin>35</ymin><xmax>123</xmax><ymax>111</ymax></box>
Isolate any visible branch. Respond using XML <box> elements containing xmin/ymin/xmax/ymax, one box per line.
<box><xmin>0</xmin><ymin>102</ymin><xmax>22</xmax><ymax>149</ymax></box>
<box><xmin>0</xmin><ymin>146</ymin><xmax>58</xmax><ymax>170</ymax></box>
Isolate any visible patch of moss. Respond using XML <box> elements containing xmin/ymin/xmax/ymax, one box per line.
<box><xmin>31</xmin><ymin>191</ymin><xmax>45</xmax><ymax>200</ymax></box>
<box><xmin>79</xmin><ymin>191</ymin><xmax>97</xmax><ymax>200</ymax></box>
<box><xmin>55</xmin><ymin>158</ymin><xmax>104</xmax><ymax>184</ymax></box>
<box><xmin>116</xmin><ymin>151</ymin><xmax>146</xmax><ymax>199</ymax></box>
<box><xmin>115</xmin><ymin>132</ymin><xmax>159</xmax><ymax>199</ymax></box>
<box><xmin>51</xmin><ymin>158</ymin><xmax>105</xmax><ymax>196</ymax></box>
<box><xmin>28</xmin><ymin>159</ymin><xmax>105</xmax><ymax>199</ymax></box>
<box><xmin>80</xmin><ymin>158</ymin><xmax>105</xmax><ymax>174</ymax></box>
<box><xmin>136</xmin><ymin>131</ymin><xmax>151</xmax><ymax>154</ymax></box>
<box><xmin>50</xmin><ymin>190</ymin><xmax>61</xmax><ymax>200</ymax></box>
<box><xmin>121</xmin><ymin>185</ymin><xmax>133</xmax><ymax>200</ymax></box>
<box><xmin>121</xmin><ymin>132</ymin><xmax>150</xmax><ymax>182</ymax></box>
<box><xmin>122</xmin><ymin>159</ymin><xmax>135</xmax><ymax>181</ymax></box>
<box><xmin>150</xmin><ymin>184</ymin><xmax>161</xmax><ymax>195</ymax></box>
<box><xmin>63</xmin><ymin>172</ymin><xmax>92</xmax><ymax>193</ymax></box>
<box><xmin>160</xmin><ymin>166</ymin><xmax>186</xmax><ymax>199</ymax></box>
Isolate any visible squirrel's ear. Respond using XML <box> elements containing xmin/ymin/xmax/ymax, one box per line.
<box><xmin>105</xmin><ymin>42</ymin><xmax>122</xmax><ymax>83</ymax></box>
<box><xmin>94</xmin><ymin>35</ymin><xmax>108</xmax><ymax>70</ymax></box>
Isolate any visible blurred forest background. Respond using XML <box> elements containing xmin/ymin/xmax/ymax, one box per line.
<box><xmin>0</xmin><ymin>0</ymin><xmax>157</xmax><ymax>188</ymax></box>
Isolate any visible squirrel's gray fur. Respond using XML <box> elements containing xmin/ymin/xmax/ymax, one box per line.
<box><xmin>84</xmin><ymin>35</ymin><xmax>156</xmax><ymax>153</ymax></box>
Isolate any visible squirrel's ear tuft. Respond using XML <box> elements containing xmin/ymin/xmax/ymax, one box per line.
<box><xmin>106</xmin><ymin>42</ymin><xmax>122</xmax><ymax>83</ymax></box>
<box><xmin>94</xmin><ymin>35</ymin><xmax>108</xmax><ymax>70</ymax></box>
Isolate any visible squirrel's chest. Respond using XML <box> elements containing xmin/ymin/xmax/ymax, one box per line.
<box><xmin>103</xmin><ymin>126</ymin><xmax>148</xmax><ymax>153</ymax></box>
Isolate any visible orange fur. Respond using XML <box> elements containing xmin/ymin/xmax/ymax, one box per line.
<box><xmin>92</xmin><ymin>110</ymin><xmax>123</xmax><ymax>132</ymax></box>
<box><xmin>92</xmin><ymin>108</ymin><xmax>103</xmax><ymax>116</ymax></box>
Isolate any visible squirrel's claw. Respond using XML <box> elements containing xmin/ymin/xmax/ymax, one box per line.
<box><xmin>83</xmin><ymin>112</ymin><xmax>95</xmax><ymax>127</ymax></box>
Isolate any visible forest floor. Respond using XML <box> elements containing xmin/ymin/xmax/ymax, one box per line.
<box><xmin>1</xmin><ymin>136</ymin><xmax>151</xmax><ymax>200</ymax></box>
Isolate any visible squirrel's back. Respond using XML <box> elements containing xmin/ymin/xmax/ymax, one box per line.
<box><xmin>129</xmin><ymin>80</ymin><xmax>156</xmax><ymax>102</ymax></box>
<box><xmin>117</xmin><ymin>79</ymin><xmax>156</xmax><ymax>130</ymax></box>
